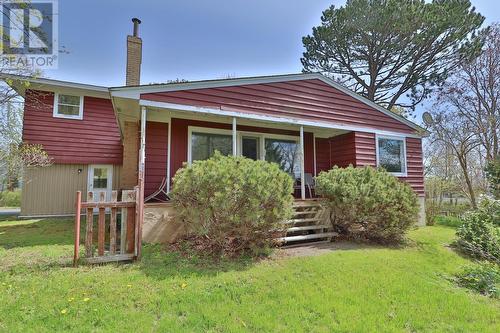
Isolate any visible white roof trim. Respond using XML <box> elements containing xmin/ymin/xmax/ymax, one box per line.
<box><xmin>2</xmin><ymin>73</ymin><xmax>426</xmax><ymax>135</ymax></box>
<box><xmin>110</xmin><ymin>72</ymin><xmax>425</xmax><ymax>135</ymax></box>
<box><xmin>140</xmin><ymin>99</ymin><xmax>422</xmax><ymax>139</ymax></box>
<box><xmin>110</xmin><ymin>73</ymin><xmax>317</xmax><ymax>94</ymax></box>
<box><xmin>0</xmin><ymin>74</ymin><xmax>109</xmax><ymax>92</ymax></box>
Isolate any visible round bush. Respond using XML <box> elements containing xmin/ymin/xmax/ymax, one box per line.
<box><xmin>171</xmin><ymin>153</ymin><xmax>294</xmax><ymax>255</ymax></box>
<box><xmin>0</xmin><ymin>190</ymin><xmax>21</xmax><ymax>207</ymax></box>
<box><xmin>456</xmin><ymin>196</ymin><xmax>500</xmax><ymax>263</ymax></box>
<box><xmin>315</xmin><ymin>166</ymin><xmax>419</xmax><ymax>244</ymax></box>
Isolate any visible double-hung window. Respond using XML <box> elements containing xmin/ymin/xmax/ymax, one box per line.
<box><xmin>53</xmin><ymin>93</ymin><xmax>84</xmax><ymax>120</ymax></box>
<box><xmin>376</xmin><ymin>135</ymin><xmax>407</xmax><ymax>176</ymax></box>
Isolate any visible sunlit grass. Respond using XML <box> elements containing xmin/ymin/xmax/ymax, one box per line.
<box><xmin>0</xmin><ymin>218</ymin><xmax>499</xmax><ymax>332</ymax></box>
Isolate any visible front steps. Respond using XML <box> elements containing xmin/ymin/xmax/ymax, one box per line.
<box><xmin>277</xmin><ymin>200</ymin><xmax>338</xmax><ymax>245</ymax></box>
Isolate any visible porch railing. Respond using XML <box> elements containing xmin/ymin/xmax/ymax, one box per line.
<box><xmin>73</xmin><ymin>187</ymin><xmax>141</xmax><ymax>266</ymax></box>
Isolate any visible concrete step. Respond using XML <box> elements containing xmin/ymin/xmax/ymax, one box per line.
<box><xmin>277</xmin><ymin>232</ymin><xmax>338</xmax><ymax>243</ymax></box>
<box><xmin>285</xmin><ymin>218</ymin><xmax>321</xmax><ymax>224</ymax></box>
<box><xmin>287</xmin><ymin>225</ymin><xmax>331</xmax><ymax>232</ymax></box>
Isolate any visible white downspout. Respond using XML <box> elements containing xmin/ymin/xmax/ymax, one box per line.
<box><xmin>166</xmin><ymin>115</ymin><xmax>172</xmax><ymax>193</ymax></box>
<box><xmin>300</xmin><ymin>126</ymin><xmax>305</xmax><ymax>200</ymax></box>
<box><xmin>232</xmin><ymin>117</ymin><xmax>237</xmax><ymax>156</ymax></box>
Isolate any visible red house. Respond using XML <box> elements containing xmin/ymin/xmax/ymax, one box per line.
<box><xmin>3</xmin><ymin>19</ymin><xmax>427</xmax><ymax>228</ymax></box>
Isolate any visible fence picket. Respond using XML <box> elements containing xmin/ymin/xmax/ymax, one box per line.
<box><xmin>77</xmin><ymin>190</ymin><xmax>137</xmax><ymax>264</ymax></box>
<box><xmin>97</xmin><ymin>192</ymin><xmax>106</xmax><ymax>256</ymax></box>
<box><xmin>109</xmin><ymin>191</ymin><xmax>118</xmax><ymax>254</ymax></box>
<box><xmin>126</xmin><ymin>206</ymin><xmax>135</xmax><ymax>253</ymax></box>
<box><xmin>85</xmin><ymin>192</ymin><xmax>94</xmax><ymax>257</ymax></box>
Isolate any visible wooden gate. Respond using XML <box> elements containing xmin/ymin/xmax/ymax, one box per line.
<box><xmin>73</xmin><ymin>187</ymin><xmax>142</xmax><ymax>266</ymax></box>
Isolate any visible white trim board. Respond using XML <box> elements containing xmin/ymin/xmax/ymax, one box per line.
<box><xmin>140</xmin><ymin>99</ymin><xmax>422</xmax><ymax>139</ymax></box>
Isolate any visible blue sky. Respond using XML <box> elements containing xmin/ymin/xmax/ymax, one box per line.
<box><xmin>49</xmin><ymin>0</ymin><xmax>499</xmax><ymax>115</ymax></box>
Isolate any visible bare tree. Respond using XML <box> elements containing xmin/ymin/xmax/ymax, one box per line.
<box><xmin>426</xmin><ymin>109</ymin><xmax>482</xmax><ymax>208</ymax></box>
<box><xmin>437</xmin><ymin>24</ymin><xmax>500</xmax><ymax>161</ymax></box>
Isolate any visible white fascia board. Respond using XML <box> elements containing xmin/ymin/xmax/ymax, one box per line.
<box><xmin>0</xmin><ymin>74</ymin><xmax>110</xmax><ymax>99</ymax></box>
<box><xmin>0</xmin><ymin>74</ymin><xmax>108</xmax><ymax>91</ymax></box>
<box><xmin>139</xmin><ymin>99</ymin><xmax>423</xmax><ymax>139</ymax></box>
<box><xmin>110</xmin><ymin>73</ymin><xmax>317</xmax><ymax>96</ymax></box>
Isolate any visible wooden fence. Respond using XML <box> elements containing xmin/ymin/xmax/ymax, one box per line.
<box><xmin>73</xmin><ymin>188</ymin><xmax>141</xmax><ymax>266</ymax></box>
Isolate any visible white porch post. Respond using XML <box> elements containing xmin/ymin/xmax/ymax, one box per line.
<box><xmin>313</xmin><ymin>133</ymin><xmax>317</xmax><ymax>176</ymax></box>
<box><xmin>300</xmin><ymin>125</ymin><xmax>305</xmax><ymax>200</ymax></box>
<box><xmin>136</xmin><ymin>106</ymin><xmax>147</xmax><ymax>259</ymax></box>
<box><xmin>166</xmin><ymin>116</ymin><xmax>172</xmax><ymax>193</ymax></box>
<box><xmin>232</xmin><ymin>117</ymin><xmax>237</xmax><ymax>156</ymax></box>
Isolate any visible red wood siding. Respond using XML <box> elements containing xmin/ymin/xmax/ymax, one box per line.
<box><xmin>315</xmin><ymin>137</ymin><xmax>331</xmax><ymax>174</ymax></box>
<box><xmin>145</xmin><ymin>122</ymin><xmax>168</xmax><ymax>197</ymax></box>
<box><xmin>169</xmin><ymin>118</ymin><xmax>315</xmax><ymax>180</ymax></box>
<box><xmin>303</xmin><ymin>132</ymin><xmax>314</xmax><ymax>175</ymax></box>
<box><xmin>142</xmin><ymin>79</ymin><xmax>416</xmax><ymax>134</ymax></box>
<box><xmin>315</xmin><ymin>132</ymin><xmax>424</xmax><ymax>197</ymax></box>
<box><xmin>23</xmin><ymin>89</ymin><xmax>122</xmax><ymax>164</ymax></box>
<box><xmin>354</xmin><ymin>132</ymin><xmax>377</xmax><ymax>167</ymax></box>
<box><xmin>330</xmin><ymin>132</ymin><xmax>357</xmax><ymax>168</ymax></box>
<box><xmin>403</xmin><ymin>138</ymin><xmax>424</xmax><ymax>196</ymax></box>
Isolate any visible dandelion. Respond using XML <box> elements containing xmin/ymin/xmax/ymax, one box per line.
<box><xmin>83</xmin><ymin>297</ymin><xmax>90</xmax><ymax>302</ymax></box>
<box><xmin>181</xmin><ymin>283</ymin><xmax>187</xmax><ymax>289</ymax></box>
<box><xmin>127</xmin><ymin>284</ymin><xmax>132</xmax><ymax>288</ymax></box>
<box><xmin>60</xmin><ymin>309</ymin><xmax>68</xmax><ymax>314</ymax></box>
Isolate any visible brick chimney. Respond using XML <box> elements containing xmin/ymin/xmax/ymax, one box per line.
<box><xmin>121</xmin><ymin>18</ymin><xmax>142</xmax><ymax>189</ymax></box>
<box><xmin>126</xmin><ymin>18</ymin><xmax>142</xmax><ymax>86</ymax></box>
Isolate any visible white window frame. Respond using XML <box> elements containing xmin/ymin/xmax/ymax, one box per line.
<box><xmin>187</xmin><ymin>127</ymin><xmax>233</xmax><ymax>164</ymax></box>
<box><xmin>187</xmin><ymin>126</ymin><xmax>299</xmax><ymax>165</ymax></box>
<box><xmin>375</xmin><ymin>134</ymin><xmax>407</xmax><ymax>177</ymax></box>
<box><xmin>53</xmin><ymin>93</ymin><xmax>84</xmax><ymax>120</ymax></box>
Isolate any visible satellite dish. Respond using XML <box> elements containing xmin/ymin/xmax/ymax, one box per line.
<box><xmin>422</xmin><ymin>112</ymin><xmax>434</xmax><ymax>126</ymax></box>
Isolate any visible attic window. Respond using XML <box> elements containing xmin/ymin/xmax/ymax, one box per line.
<box><xmin>53</xmin><ymin>93</ymin><xmax>84</xmax><ymax>120</ymax></box>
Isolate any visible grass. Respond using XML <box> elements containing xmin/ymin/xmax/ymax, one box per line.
<box><xmin>0</xmin><ymin>218</ymin><xmax>499</xmax><ymax>332</ymax></box>
<box><xmin>435</xmin><ymin>215</ymin><xmax>463</xmax><ymax>228</ymax></box>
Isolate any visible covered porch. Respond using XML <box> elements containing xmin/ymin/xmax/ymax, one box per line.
<box><xmin>129</xmin><ymin>103</ymin><xmax>366</xmax><ymax>245</ymax></box>
<box><xmin>133</xmin><ymin>101</ymin><xmax>356</xmax><ymax>202</ymax></box>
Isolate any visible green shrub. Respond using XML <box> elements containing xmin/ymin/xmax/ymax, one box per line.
<box><xmin>0</xmin><ymin>190</ymin><xmax>21</xmax><ymax>207</ymax></box>
<box><xmin>315</xmin><ymin>166</ymin><xmax>419</xmax><ymax>244</ymax></box>
<box><xmin>455</xmin><ymin>263</ymin><xmax>500</xmax><ymax>298</ymax></box>
<box><xmin>456</xmin><ymin>196</ymin><xmax>500</xmax><ymax>263</ymax></box>
<box><xmin>171</xmin><ymin>153</ymin><xmax>294</xmax><ymax>255</ymax></box>
<box><xmin>435</xmin><ymin>215</ymin><xmax>462</xmax><ymax>228</ymax></box>
<box><xmin>425</xmin><ymin>200</ymin><xmax>439</xmax><ymax>226</ymax></box>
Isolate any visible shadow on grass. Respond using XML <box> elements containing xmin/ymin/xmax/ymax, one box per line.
<box><xmin>0</xmin><ymin>218</ymin><xmax>75</xmax><ymax>249</ymax></box>
<box><xmin>137</xmin><ymin>243</ymin><xmax>259</xmax><ymax>280</ymax></box>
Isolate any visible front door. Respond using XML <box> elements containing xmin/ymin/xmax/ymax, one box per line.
<box><xmin>88</xmin><ymin>165</ymin><xmax>113</xmax><ymax>203</ymax></box>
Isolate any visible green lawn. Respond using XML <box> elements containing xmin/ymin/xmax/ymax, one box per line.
<box><xmin>0</xmin><ymin>218</ymin><xmax>498</xmax><ymax>332</ymax></box>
